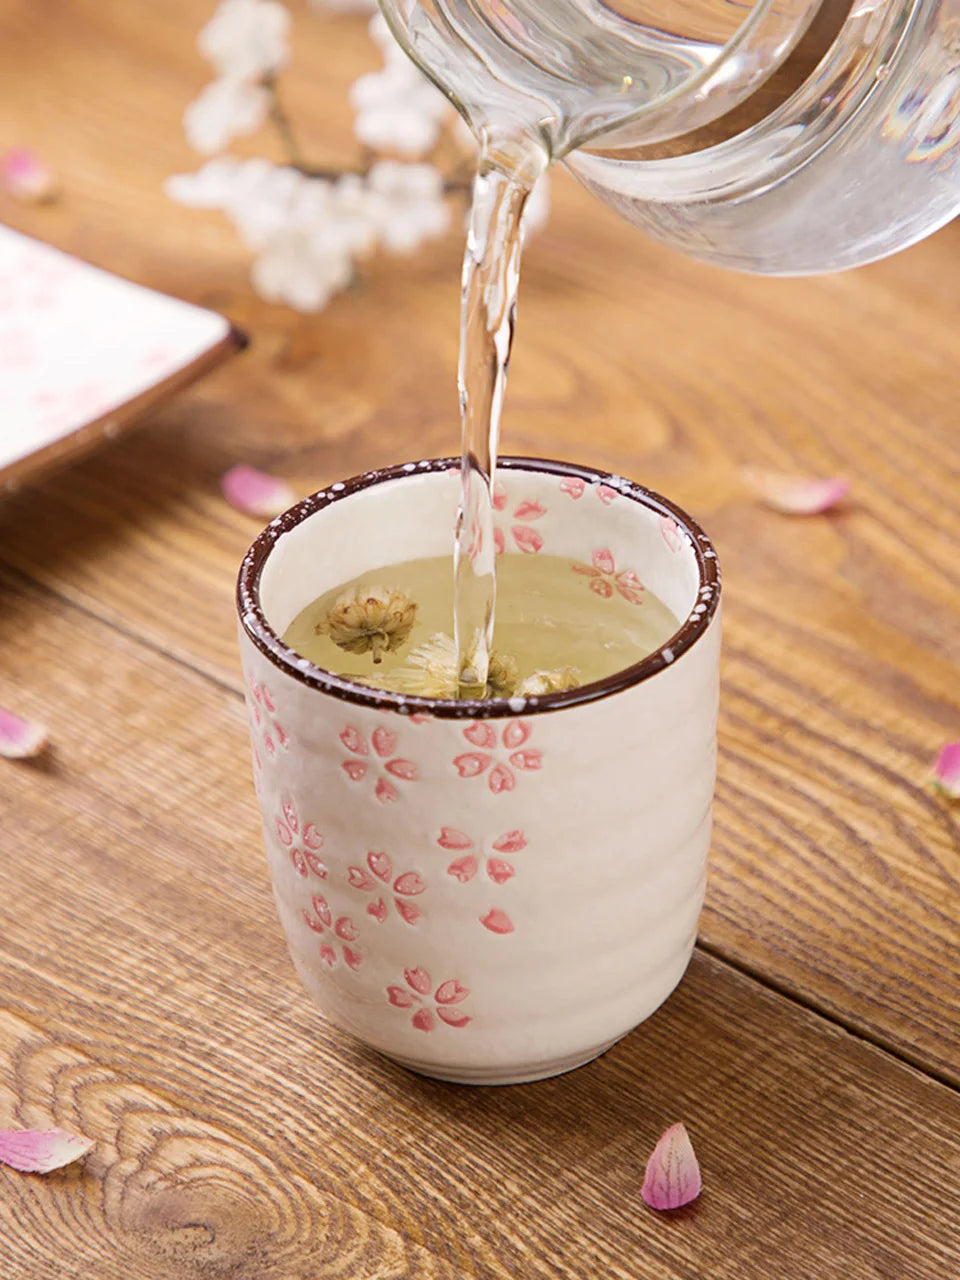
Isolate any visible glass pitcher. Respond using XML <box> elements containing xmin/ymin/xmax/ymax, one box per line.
<box><xmin>378</xmin><ymin>1</ymin><xmax>960</xmax><ymax>273</ymax></box>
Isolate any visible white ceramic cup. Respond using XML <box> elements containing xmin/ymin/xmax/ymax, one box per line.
<box><xmin>237</xmin><ymin>458</ymin><xmax>721</xmax><ymax>1085</ymax></box>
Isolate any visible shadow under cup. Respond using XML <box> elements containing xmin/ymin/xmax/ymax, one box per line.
<box><xmin>237</xmin><ymin>458</ymin><xmax>721</xmax><ymax>1085</ymax></box>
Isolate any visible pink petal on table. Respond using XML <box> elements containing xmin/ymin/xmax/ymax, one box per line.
<box><xmin>220</xmin><ymin>465</ymin><xmax>295</xmax><ymax>518</ymax></box>
<box><xmin>0</xmin><ymin>706</ymin><xmax>48</xmax><ymax>760</ymax></box>
<box><xmin>0</xmin><ymin>1128</ymin><xmax>93</xmax><ymax>1173</ymax></box>
<box><xmin>641</xmin><ymin>1122</ymin><xmax>703</xmax><ymax>1211</ymax></box>
<box><xmin>931</xmin><ymin>743</ymin><xmax>960</xmax><ymax>799</ymax></box>
<box><xmin>1</xmin><ymin>149</ymin><xmax>57</xmax><ymax>203</ymax></box>
<box><xmin>742</xmin><ymin>467</ymin><xmax>850</xmax><ymax>515</ymax></box>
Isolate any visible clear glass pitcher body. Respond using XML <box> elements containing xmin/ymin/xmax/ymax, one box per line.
<box><xmin>380</xmin><ymin>1</ymin><xmax>960</xmax><ymax>273</ymax></box>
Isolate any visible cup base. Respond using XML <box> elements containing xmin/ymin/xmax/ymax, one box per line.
<box><xmin>380</xmin><ymin>1033</ymin><xmax>626</xmax><ymax>1086</ymax></box>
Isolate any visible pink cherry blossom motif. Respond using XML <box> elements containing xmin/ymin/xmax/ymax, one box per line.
<box><xmin>386</xmin><ymin>966</ymin><xmax>472</xmax><ymax>1031</ymax></box>
<box><xmin>339</xmin><ymin>723</ymin><xmax>418</xmax><ymax>803</ymax></box>
<box><xmin>246</xmin><ymin>674</ymin><xmax>290</xmax><ymax>760</ymax></box>
<box><xmin>439</xmin><ymin>827</ymin><xmax>526</xmax><ymax>886</ymax></box>
<box><xmin>301</xmin><ymin>894</ymin><xmax>363</xmax><ymax>971</ymax></box>
<box><xmin>559</xmin><ymin>476</ymin><xmax>585</xmax><ymax>500</ymax></box>
<box><xmin>452</xmin><ymin>720</ymin><xmax>542</xmax><ymax>794</ymax></box>
<box><xmin>491</xmin><ymin>482</ymin><xmax>546</xmax><ymax>556</ymax></box>
<box><xmin>659</xmin><ymin>515</ymin><xmax>685</xmax><ymax>553</ymax></box>
<box><xmin>346</xmin><ymin>850</ymin><xmax>427</xmax><ymax>926</ymax></box>
<box><xmin>571</xmin><ymin>549</ymin><xmax>646</xmax><ymax>605</ymax></box>
<box><xmin>275</xmin><ymin>798</ymin><xmax>327</xmax><ymax>879</ymax></box>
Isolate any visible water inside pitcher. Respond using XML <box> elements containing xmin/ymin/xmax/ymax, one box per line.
<box><xmin>380</xmin><ymin>0</ymin><xmax>960</xmax><ymax>272</ymax></box>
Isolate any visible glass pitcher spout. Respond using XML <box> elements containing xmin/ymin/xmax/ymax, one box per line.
<box><xmin>380</xmin><ymin>0</ymin><xmax>960</xmax><ymax>274</ymax></box>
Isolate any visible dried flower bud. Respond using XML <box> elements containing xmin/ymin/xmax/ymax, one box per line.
<box><xmin>486</xmin><ymin>651</ymin><xmax>518</xmax><ymax>698</ymax></box>
<box><xmin>515</xmin><ymin>666</ymin><xmax>581</xmax><ymax>696</ymax></box>
<box><xmin>346</xmin><ymin>632</ymin><xmax>520</xmax><ymax>701</ymax></box>
<box><xmin>322</xmin><ymin>583</ymin><xmax>416</xmax><ymax>663</ymax></box>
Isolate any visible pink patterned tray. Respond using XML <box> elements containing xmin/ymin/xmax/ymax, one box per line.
<box><xmin>0</xmin><ymin>225</ymin><xmax>244</xmax><ymax>492</ymax></box>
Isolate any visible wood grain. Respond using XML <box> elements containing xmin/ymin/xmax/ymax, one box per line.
<box><xmin>0</xmin><ymin>572</ymin><xmax>958</xmax><ymax>1280</ymax></box>
<box><xmin>0</xmin><ymin>0</ymin><xmax>956</xmax><ymax>1083</ymax></box>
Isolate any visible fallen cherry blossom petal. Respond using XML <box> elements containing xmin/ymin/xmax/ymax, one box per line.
<box><xmin>641</xmin><ymin>1122</ymin><xmax>702</xmax><ymax>1211</ymax></box>
<box><xmin>221</xmin><ymin>465</ymin><xmax>295</xmax><ymax>518</ymax></box>
<box><xmin>0</xmin><ymin>1128</ymin><xmax>93</xmax><ymax>1173</ymax></box>
<box><xmin>0</xmin><ymin>706</ymin><xmax>49</xmax><ymax>759</ymax></box>
<box><xmin>742</xmin><ymin>467</ymin><xmax>850</xmax><ymax>515</ymax></box>
<box><xmin>1</xmin><ymin>149</ymin><xmax>58</xmax><ymax>203</ymax></box>
<box><xmin>931</xmin><ymin>743</ymin><xmax>960</xmax><ymax>799</ymax></box>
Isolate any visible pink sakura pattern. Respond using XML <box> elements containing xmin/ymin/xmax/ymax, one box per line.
<box><xmin>439</xmin><ymin>827</ymin><xmax>525</xmax><ymax>885</ymax></box>
<box><xmin>347</xmin><ymin>850</ymin><xmax>426</xmax><ymax>926</ymax></box>
<box><xmin>301</xmin><ymin>893</ymin><xmax>363</xmax><ymax>971</ymax></box>
<box><xmin>571</xmin><ymin>549</ymin><xmax>646</xmax><ymax>604</ymax></box>
<box><xmin>660</xmin><ymin>515</ymin><xmax>684</xmax><ymax>553</ymax></box>
<box><xmin>275</xmin><ymin>798</ymin><xmax>327</xmax><ymax>879</ymax></box>
<box><xmin>559</xmin><ymin>476</ymin><xmax>619</xmax><ymax>504</ymax></box>
<box><xmin>492</xmin><ymin>481</ymin><xmax>546</xmax><ymax>555</ymax></box>
<box><xmin>453</xmin><ymin>719</ymin><xmax>542</xmax><ymax>794</ymax></box>
<box><xmin>248</xmin><ymin>677</ymin><xmax>290</xmax><ymax>759</ymax></box>
<box><xmin>340</xmin><ymin>724</ymin><xmax>418</xmax><ymax>803</ymax></box>
<box><xmin>439</xmin><ymin>827</ymin><xmax>525</xmax><ymax>935</ymax></box>
<box><xmin>387</xmin><ymin>967</ymin><xmax>472</xmax><ymax>1031</ymax></box>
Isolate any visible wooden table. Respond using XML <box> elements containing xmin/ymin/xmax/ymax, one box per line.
<box><xmin>1</xmin><ymin>3</ymin><xmax>957</xmax><ymax>1276</ymax></box>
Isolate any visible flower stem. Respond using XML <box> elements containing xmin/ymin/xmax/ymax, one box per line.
<box><xmin>264</xmin><ymin>74</ymin><xmax>307</xmax><ymax>169</ymax></box>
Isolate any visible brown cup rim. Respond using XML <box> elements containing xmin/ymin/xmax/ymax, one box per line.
<box><xmin>237</xmin><ymin>456</ymin><xmax>721</xmax><ymax>719</ymax></box>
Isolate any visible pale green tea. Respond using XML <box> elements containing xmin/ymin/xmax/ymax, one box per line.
<box><xmin>283</xmin><ymin>553</ymin><xmax>679</xmax><ymax>700</ymax></box>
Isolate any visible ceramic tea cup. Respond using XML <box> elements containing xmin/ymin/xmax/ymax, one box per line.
<box><xmin>237</xmin><ymin>457</ymin><xmax>721</xmax><ymax>1084</ymax></box>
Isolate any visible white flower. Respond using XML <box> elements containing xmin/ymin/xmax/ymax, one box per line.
<box><xmin>349</xmin><ymin>13</ymin><xmax>450</xmax><ymax>157</ymax></box>
<box><xmin>198</xmin><ymin>0</ymin><xmax>290</xmax><ymax>81</ymax></box>
<box><xmin>350</xmin><ymin>63</ymin><xmax>450</xmax><ymax>157</ymax></box>
<box><xmin>366</xmin><ymin>161</ymin><xmax>450</xmax><ymax>252</ymax></box>
<box><xmin>522</xmin><ymin>174</ymin><xmax>551</xmax><ymax>238</ymax></box>
<box><xmin>183</xmin><ymin>77</ymin><xmax>270</xmax><ymax>154</ymax></box>
<box><xmin>163</xmin><ymin>156</ymin><xmax>245</xmax><ymax>208</ymax></box>
<box><xmin>251</xmin><ymin>228</ymin><xmax>353</xmax><ymax>312</ymax></box>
